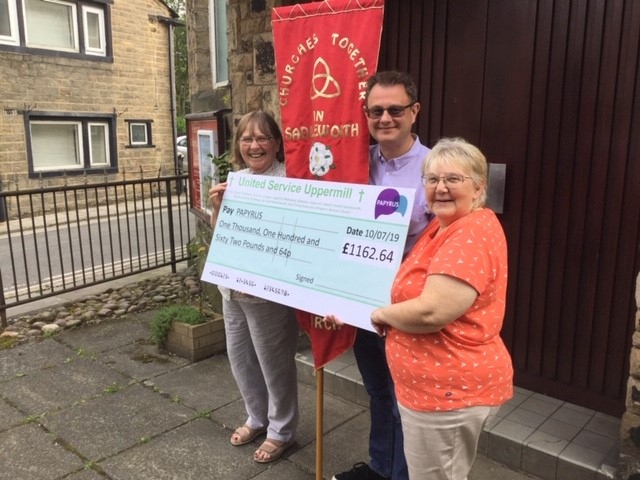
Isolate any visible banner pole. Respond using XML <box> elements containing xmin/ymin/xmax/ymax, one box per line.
<box><xmin>316</xmin><ymin>367</ymin><xmax>324</xmax><ymax>480</ymax></box>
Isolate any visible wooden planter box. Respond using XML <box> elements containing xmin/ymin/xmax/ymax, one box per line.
<box><xmin>165</xmin><ymin>313</ymin><xmax>225</xmax><ymax>362</ymax></box>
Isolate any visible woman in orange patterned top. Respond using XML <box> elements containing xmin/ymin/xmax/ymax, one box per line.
<box><xmin>369</xmin><ymin>137</ymin><xmax>513</xmax><ymax>479</ymax></box>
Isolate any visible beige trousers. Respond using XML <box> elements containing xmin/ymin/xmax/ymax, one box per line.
<box><xmin>398</xmin><ymin>403</ymin><xmax>500</xmax><ymax>480</ymax></box>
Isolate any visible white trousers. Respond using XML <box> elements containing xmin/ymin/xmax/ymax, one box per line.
<box><xmin>398</xmin><ymin>403</ymin><xmax>499</xmax><ymax>480</ymax></box>
<box><xmin>223</xmin><ymin>298</ymin><xmax>299</xmax><ymax>443</ymax></box>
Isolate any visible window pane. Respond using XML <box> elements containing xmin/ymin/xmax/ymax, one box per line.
<box><xmin>130</xmin><ymin>124</ymin><xmax>148</xmax><ymax>144</ymax></box>
<box><xmin>83</xmin><ymin>7</ymin><xmax>105</xmax><ymax>55</ymax></box>
<box><xmin>0</xmin><ymin>0</ymin><xmax>11</xmax><ymax>37</ymax></box>
<box><xmin>86</xmin><ymin>11</ymin><xmax>101</xmax><ymax>49</ymax></box>
<box><xmin>89</xmin><ymin>123</ymin><xmax>108</xmax><ymax>165</ymax></box>
<box><xmin>0</xmin><ymin>0</ymin><xmax>18</xmax><ymax>44</ymax></box>
<box><xmin>213</xmin><ymin>0</ymin><xmax>228</xmax><ymax>83</ymax></box>
<box><xmin>25</xmin><ymin>0</ymin><xmax>77</xmax><ymax>51</ymax></box>
<box><xmin>31</xmin><ymin>122</ymin><xmax>82</xmax><ymax>170</ymax></box>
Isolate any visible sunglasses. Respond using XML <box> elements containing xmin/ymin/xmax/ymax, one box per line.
<box><xmin>363</xmin><ymin>103</ymin><xmax>415</xmax><ymax>119</ymax></box>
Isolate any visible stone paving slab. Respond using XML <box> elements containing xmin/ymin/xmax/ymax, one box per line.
<box><xmin>1</xmin><ymin>355</ymin><xmax>130</xmax><ymax>414</ymax></box>
<box><xmin>293</xmin><ymin>409</ymin><xmax>370</xmax><ymax>477</ymax></box>
<box><xmin>0</xmin><ymin>423</ymin><xmax>85</xmax><ymax>480</ymax></box>
<box><xmin>252</xmin><ymin>461</ymin><xmax>317</xmax><ymax>479</ymax></box>
<box><xmin>100</xmin><ymin>418</ymin><xmax>267</xmax><ymax>480</ymax></box>
<box><xmin>40</xmin><ymin>383</ymin><xmax>195</xmax><ymax>462</ymax></box>
<box><xmin>65</xmin><ymin>470</ymin><xmax>105</xmax><ymax>480</ymax></box>
<box><xmin>100</xmin><ymin>339</ymin><xmax>189</xmax><ymax>382</ymax></box>
<box><xmin>0</xmin><ymin>396</ymin><xmax>24</xmax><ymax>430</ymax></box>
<box><xmin>0</xmin><ymin>339</ymin><xmax>75</xmax><ymax>381</ymax></box>
<box><xmin>295</xmin><ymin>383</ymin><xmax>367</xmax><ymax>448</ymax></box>
<box><xmin>148</xmin><ymin>354</ymin><xmax>240</xmax><ymax>412</ymax></box>
<box><xmin>56</xmin><ymin>313</ymin><xmax>155</xmax><ymax>353</ymax></box>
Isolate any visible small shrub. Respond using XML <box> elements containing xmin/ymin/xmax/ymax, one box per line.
<box><xmin>150</xmin><ymin>305</ymin><xmax>206</xmax><ymax>346</ymax></box>
<box><xmin>209</xmin><ymin>151</ymin><xmax>232</xmax><ymax>183</ymax></box>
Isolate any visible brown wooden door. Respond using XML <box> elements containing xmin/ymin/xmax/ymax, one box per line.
<box><xmin>378</xmin><ymin>0</ymin><xmax>640</xmax><ymax>416</ymax></box>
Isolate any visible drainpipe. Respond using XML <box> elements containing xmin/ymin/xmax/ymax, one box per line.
<box><xmin>0</xmin><ymin>180</ymin><xmax>6</xmax><ymax>223</ymax></box>
<box><xmin>156</xmin><ymin>15</ymin><xmax>184</xmax><ymax>192</ymax></box>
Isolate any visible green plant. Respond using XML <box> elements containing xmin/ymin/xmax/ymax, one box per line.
<box><xmin>0</xmin><ymin>336</ymin><xmax>17</xmax><ymax>350</ymax></box>
<box><xmin>187</xmin><ymin>222</ymin><xmax>224</xmax><ymax>315</ymax></box>
<box><xmin>76</xmin><ymin>347</ymin><xmax>96</xmax><ymax>359</ymax></box>
<box><xmin>208</xmin><ymin>151</ymin><xmax>232</xmax><ymax>183</ymax></box>
<box><xmin>23</xmin><ymin>414</ymin><xmax>44</xmax><ymax>425</ymax></box>
<box><xmin>187</xmin><ymin>230</ymin><xmax>210</xmax><ymax>260</ymax></box>
<box><xmin>103</xmin><ymin>382</ymin><xmax>121</xmax><ymax>394</ymax></box>
<box><xmin>150</xmin><ymin>304</ymin><xmax>206</xmax><ymax>346</ymax></box>
<box><xmin>193</xmin><ymin>410</ymin><xmax>212</xmax><ymax>420</ymax></box>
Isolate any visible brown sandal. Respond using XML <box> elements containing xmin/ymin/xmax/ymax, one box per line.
<box><xmin>229</xmin><ymin>424</ymin><xmax>267</xmax><ymax>446</ymax></box>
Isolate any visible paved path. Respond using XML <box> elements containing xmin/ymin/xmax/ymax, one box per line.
<box><xmin>0</xmin><ymin>313</ymin><xmax>542</xmax><ymax>480</ymax></box>
<box><xmin>0</xmin><ymin>271</ymin><xmax>542</xmax><ymax>480</ymax></box>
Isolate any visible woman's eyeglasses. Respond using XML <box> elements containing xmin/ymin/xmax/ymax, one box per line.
<box><xmin>239</xmin><ymin>136</ymin><xmax>273</xmax><ymax>146</ymax></box>
<box><xmin>363</xmin><ymin>103</ymin><xmax>415</xmax><ymax>119</ymax></box>
<box><xmin>421</xmin><ymin>174</ymin><xmax>473</xmax><ymax>187</ymax></box>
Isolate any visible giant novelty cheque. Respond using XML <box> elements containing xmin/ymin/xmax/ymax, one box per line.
<box><xmin>201</xmin><ymin>173</ymin><xmax>413</xmax><ymax>332</ymax></box>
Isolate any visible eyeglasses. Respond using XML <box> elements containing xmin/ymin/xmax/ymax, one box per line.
<box><xmin>421</xmin><ymin>174</ymin><xmax>473</xmax><ymax>187</ymax></box>
<box><xmin>239</xmin><ymin>136</ymin><xmax>273</xmax><ymax>146</ymax></box>
<box><xmin>363</xmin><ymin>103</ymin><xmax>415</xmax><ymax>119</ymax></box>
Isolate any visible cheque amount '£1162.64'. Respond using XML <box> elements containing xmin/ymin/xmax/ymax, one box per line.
<box><xmin>341</xmin><ymin>241</ymin><xmax>395</xmax><ymax>264</ymax></box>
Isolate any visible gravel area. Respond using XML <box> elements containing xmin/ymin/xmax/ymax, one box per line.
<box><xmin>1</xmin><ymin>267</ymin><xmax>207</xmax><ymax>346</ymax></box>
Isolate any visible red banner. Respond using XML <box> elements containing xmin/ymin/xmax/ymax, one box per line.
<box><xmin>272</xmin><ymin>0</ymin><xmax>384</xmax><ymax>369</ymax></box>
<box><xmin>272</xmin><ymin>0</ymin><xmax>384</xmax><ymax>183</ymax></box>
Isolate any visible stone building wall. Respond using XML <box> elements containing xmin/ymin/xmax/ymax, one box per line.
<box><xmin>186</xmin><ymin>0</ymin><xmax>280</xmax><ymax>147</ymax></box>
<box><xmin>620</xmin><ymin>273</ymin><xmax>640</xmax><ymax>479</ymax></box>
<box><xmin>0</xmin><ymin>0</ymin><xmax>177</xmax><ymax>190</ymax></box>
<box><xmin>227</xmin><ymin>0</ymin><xmax>280</xmax><ymax>122</ymax></box>
<box><xmin>186</xmin><ymin>0</ymin><xmax>228</xmax><ymax>113</ymax></box>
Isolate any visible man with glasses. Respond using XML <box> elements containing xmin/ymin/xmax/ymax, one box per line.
<box><xmin>332</xmin><ymin>71</ymin><xmax>431</xmax><ymax>480</ymax></box>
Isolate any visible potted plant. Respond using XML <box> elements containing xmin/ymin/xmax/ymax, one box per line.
<box><xmin>150</xmin><ymin>304</ymin><xmax>224</xmax><ymax>362</ymax></box>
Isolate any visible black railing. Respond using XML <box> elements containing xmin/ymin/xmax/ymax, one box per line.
<box><xmin>0</xmin><ymin>175</ymin><xmax>194</xmax><ymax>328</ymax></box>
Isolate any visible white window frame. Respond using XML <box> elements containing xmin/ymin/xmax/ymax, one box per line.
<box><xmin>82</xmin><ymin>5</ymin><xmax>105</xmax><ymax>56</ymax></box>
<box><xmin>0</xmin><ymin>0</ymin><xmax>20</xmax><ymax>46</ymax></box>
<box><xmin>209</xmin><ymin>0</ymin><xmax>228</xmax><ymax>86</ymax></box>
<box><xmin>1</xmin><ymin>0</ymin><xmax>109</xmax><ymax>57</ymax></box>
<box><xmin>30</xmin><ymin>118</ymin><xmax>113</xmax><ymax>173</ymax></box>
<box><xmin>88</xmin><ymin>122</ymin><xmax>109</xmax><ymax>166</ymax></box>
<box><xmin>30</xmin><ymin>120</ymin><xmax>85</xmax><ymax>172</ymax></box>
<box><xmin>129</xmin><ymin>122</ymin><xmax>150</xmax><ymax>146</ymax></box>
<box><xmin>23</xmin><ymin>0</ymin><xmax>79</xmax><ymax>53</ymax></box>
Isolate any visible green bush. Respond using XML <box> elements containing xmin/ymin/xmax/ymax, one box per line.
<box><xmin>150</xmin><ymin>305</ymin><xmax>206</xmax><ymax>346</ymax></box>
<box><xmin>209</xmin><ymin>151</ymin><xmax>232</xmax><ymax>183</ymax></box>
